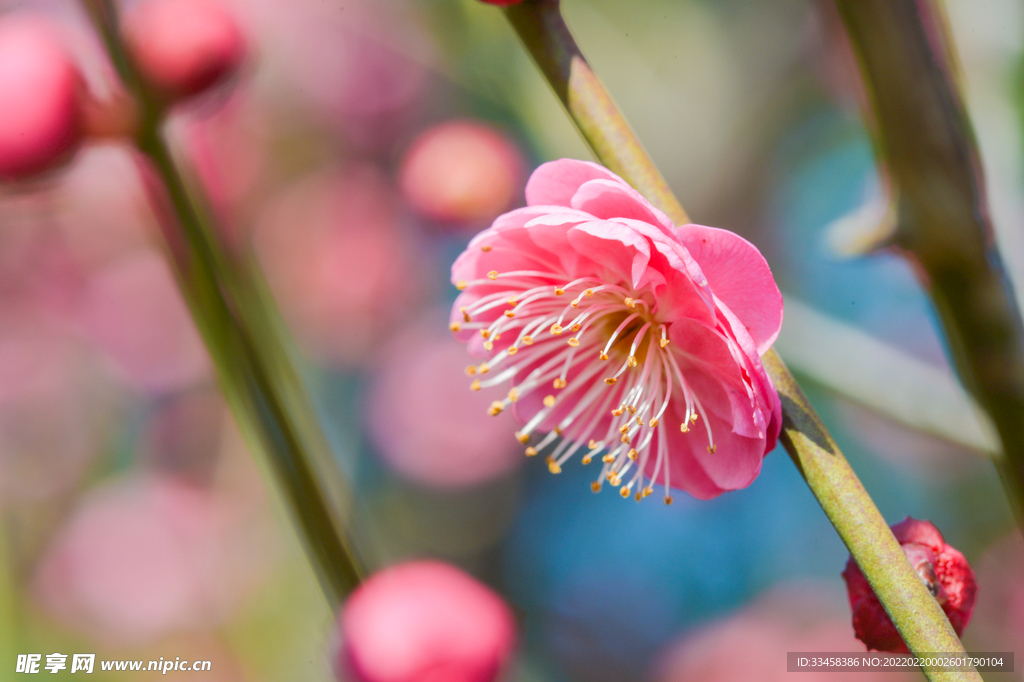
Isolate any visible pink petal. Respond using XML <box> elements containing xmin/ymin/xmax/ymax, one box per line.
<box><xmin>524</xmin><ymin>159</ymin><xmax>622</xmax><ymax>207</ymax></box>
<box><xmin>566</xmin><ymin>220</ymin><xmax>653</xmax><ymax>290</ymax></box>
<box><xmin>677</xmin><ymin>224</ymin><xmax>783</xmax><ymax>355</ymax></box>
<box><xmin>569</xmin><ymin>179</ymin><xmax>675</xmax><ymax>231</ymax></box>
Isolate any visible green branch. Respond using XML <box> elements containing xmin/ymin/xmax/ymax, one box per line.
<box><xmin>502</xmin><ymin>1</ymin><xmax>978</xmax><ymax>677</ymax></box>
<box><xmin>835</xmin><ymin>0</ymin><xmax>1024</xmax><ymax>530</ymax></box>
<box><xmin>81</xmin><ymin>0</ymin><xmax>363</xmax><ymax>606</ymax></box>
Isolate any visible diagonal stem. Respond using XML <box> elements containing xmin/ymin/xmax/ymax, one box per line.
<box><xmin>502</xmin><ymin>1</ymin><xmax>978</xmax><ymax>677</ymax></box>
<box><xmin>81</xmin><ymin>0</ymin><xmax>363</xmax><ymax>606</ymax></box>
<box><xmin>835</xmin><ymin>0</ymin><xmax>1024</xmax><ymax>531</ymax></box>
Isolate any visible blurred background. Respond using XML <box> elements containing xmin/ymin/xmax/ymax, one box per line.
<box><xmin>0</xmin><ymin>0</ymin><xmax>1022</xmax><ymax>680</ymax></box>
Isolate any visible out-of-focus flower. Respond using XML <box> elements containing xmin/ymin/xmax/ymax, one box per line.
<box><xmin>450</xmin><ymin>159</ymin><xmax>782</xmax><ymax>501</ymax></box>
<box><xmin>75</xmin><ymin>250</ymin><xmax>210</xmax><ymax>394</ymax></box>
<box><xmin>0</xmin><ymin>15</ymin><xmax>83</xmax><ymax>180</ymax></box>
<box><xmin>337</xmin><ymin>560</ymin><xmax>517</xmax><ymax>682</ymax></box>
<box><xmin>367</xmin><ymin>315</ymin><xmax>522</xmax><ymax>489</ymax></box>
<box><xmin>123</xmin><ymin>0</ymin><xmax>246</xmax><ymax>103</ymax></box>
<box><xmin>33</xmin><ymin>475</ymin><xmax>270</xmax><ymax>645</ymax></box>
<box><xmin>0</xmin><ymin>323</ymin><xmax>113</xmax><ymax>502</ymax></box>
<box><xmin>400</xmin><ymin>120</ymin><xmax>525</xmax><ymax>228</ymax></box>
<box><xmin>656</xmin><ymin>583</ymin><xmax>919</xmax><ymax>682</ymax></box>
<box><xmin>254</xmin><ymin>165</ymin><xmax>427</xmax><ymax>366</ymax></box>
<box><xmin>250</xmin><ymin>0</ymin><xmax>428</xmax><ymax>151</ymax></box>
<box><xmin>970</xmin><ymin>532</ymin><xmax>1024</xmax><ymax>651</ymax></box>
<box><xmin>842</xmin><ymin>517</ymin><xmax>977</xmax><ymax>652</ymax></box>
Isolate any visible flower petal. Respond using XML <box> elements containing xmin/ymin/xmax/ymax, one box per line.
<box><xmin>569</xmin><ymin>179</ymin><xmax>675</xmax><ymax>232</ymax></box>
<box><xmin>524</xmin><ymin>159</ymin><xmax>623</xmax><ymax>207</ymax></box>
<box><xmin>676</xmin><ymin>224</ymin><xmax>783</xmax><ymax>355</ymax></box>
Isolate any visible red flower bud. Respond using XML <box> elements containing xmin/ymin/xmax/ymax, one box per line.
<box><xmin>337</xmin><ymin>560</ymin><xmax>517</xmax><ymax>682</ymax></box>
<box><xmin>0</xmin><ymin>16</ymin><xmax>83</xmax><ymax>180</ymax></box>
<box><xmin>123</xmin><ymin>0</ymin><xmax>245</xmax><ymax>103</ymax></box>
<box><xmin>842</xmin><ymin>517</ymin><xmax>977</xmax><ymax>652</ymax></box>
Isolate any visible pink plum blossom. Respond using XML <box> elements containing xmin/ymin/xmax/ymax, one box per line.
<box><xmin>367</xmin><ymin>315</ymin><xmax>522</xmax><ymax>489</ymax></box>
<box><xmin>400</xmin><ymin>120</ymin><xmax>525</xmax><ymax>228</ymax></box>
<box><xmin>337</xmin><ymin>560</ymin><xmax>517</xmax><ymax>682</ymax></box>
<box><xmin>0</xmin><ymin>15</ymin><xmax>83</xmax><ymax>180</ymax></box>
<box><xmin>842</xmin><ymin>517</ymin><xmax>977</xmax><ymax>652</ymax></box>
<box><xmin>450</xmin><ymin>159</ymin><xmax>782</xmax><ymax>501</ymax></box>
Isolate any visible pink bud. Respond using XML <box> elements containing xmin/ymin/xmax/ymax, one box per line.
<box><xmin>338</xmin><ymin>560</ymin><xmax>517</xmax><ymax>682</ymax></box>
<box><xmin>123</xmin><ymin>0</ymin><xmax>245</xmax><ymax>103</ymax></box>
<box><xmin>400</xmin><ymin>120</ymin><xmax>525</xmax><ymax>228</ymax></box>
<box><xmin>0</xmin><ymin>16</ymin><xmax>83</xmax><ymax>180</ymax></box>
<box><xmin>841</xmin><ymin>517</ymin><xmax>977</xmax><ymax>652</ymax></box>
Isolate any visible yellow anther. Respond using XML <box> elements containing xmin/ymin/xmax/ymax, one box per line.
<box><xmin>627</xmin><ymin>405</ymin><xmax>637</xmax><ymax>415</ymax></box>
<box><xmin>547</xmin><ymin>458</ymin><xmax>562</xmax><ymax>475</ymax></box>
<box><xmin>628</xmin><ymin>449</ymin><xmax>638</xmax><ymax>460</ymax></box>
<box><xmin>481</xmin><ymin>329</ymin><xmax>490</xmax><ymax>339</ymax></box>
<box><xmin>637</xmin><ymin>417</ymin><xmax>644</xmax><ymax>426</ymax></box>
<box><xmin>554</xmin><ymin>288</ymin><xmax>565</xmax><ymax>296</ymax></box>
<box><xmin>612</xmin><ymin>408</ymin><xmax>624</xmax><ymax>417</ymax></box>
<box><xmin>554</xmin><ymin>426</ymin><xmax>563</xmax><ymax>435</ymax></box>
<box><xmin>483</xmin><ymin>341</ymin><xmax>494</xmax><ymax>351</ymax></box>
<box><xmin>680</xmin><ymin>422</ymin><xmax>690</xmax><ymax>433</ymax></box>
<box><xmin>620</xmin><ymin>487</ymin><xmax>630</xmax><ymax>498</ymax></box>
<box><xmin>471</xmin><ymin>380</ymin><xmax>481</xmax><ymax>391</ymax></box>
<box><xmin>581</xmin><ymin>455</ymin><xmax>593</xmax><ymax>465</ymax></box>
<box><xmin>605</xmin><ymin>377</ymin><xmax>617</xmax><ymax>385</ymax></box>
<box><xmin>619</xmin><ymin>424</ymin><xmax>630</xmax><ymax>434</ymax></box>
<box><xmin>487</xmin><ymin>270</ymin><xmax>499</xmax><ymax>280</ymax></box>
<box><xmin>591</xmin><ymin>481</ymin><xmax>602</xmax><ymax>493</ymax></box>
<box><xmin>507</xmin><ymin>296</ymin><xmax>518</xmax><ymax>305</ymax></box>
<box><xmin>525</xmin><ymin>446</ymin><xmax>538</xmax><ymax>457</ymax></box>
<box><xmin>493</xmin><ymin>333</ymin><xmax>501</xmax><ymax>340</ymax></box>
<box><xmin>627</xmin><ymin>356</ymin><xmax>638</xmax><ymax>368</ymax></box>
<box><xmin>643</xmin><ymin>486</ymin><xmax>654</xmax><ymax>498</ymax></box>
<box><xmin>609</xmin><ymin>474</ymin><xmax>622</xmax><ymax>487</ymax></box>
<box><xmin>664</xmin><ymin>495</ymin><xmax>674</xmax><ymax>505</ymax></box>
<box><xmin>508</xmin><ymin>388</ymin><xmax>519</xmax><ymax>402</ymax></box>
<box><xmin>504</xmin><ymin>310</ymin><xmax>515</xmax><ymax>318</ymax></box>
<box><xmin>553</xmin><ymin>378</ymin><xmax>567</xmax><ymax>389</ymax></box>
<box><xmin>570</xmin><ymin>299</ymin><xmax>580</xmax><ymax>308</ymax></box>
<box><xmin>660</xmin><ymin>338</ymin><xmax>670</xmax><ymax>348</ymax></box>
<box><xmin>488</xmin><ymin>401</ymin><xmax>504</xmax><ymax>415</ymax></box>
<box><xmin>690</xmin><ymin>413</ymin><xmax>699</xmax><ymax>423</ymax></box>
<box><xmin>479</xmin><ymin>363</ymin><xmax>489</xmax><ymax>373</ymax></box>
<box><xmin>602</xmin><ymin>453</ymin><xmax>616</xmax><ymax>464</ymax></box>
<box><xmin>568</xmin><ymin>338</ymin><xmax>580</xmax><ymax>347</ymax></box>
<box><xmin>456</xmin><ymin>280</ymin><xmax>468</xmax><ymax>290</ymax></box>
<box><xmin>450</xmin><ymin>322</ymin><xmax>461</xmax><ymax>332</ymax></box>
<box><xmin>707</xmin><ymin>445</ymin><xmax>717</xmax><ymax>454</ymax></box>
<box><xmin>543</xmin><ymin>395</ymin><xmax>556</xmax><ymax>408</ymax></box>
<box><xmin>515</xmin><ymin>431</ymin><xmax>529</xmax><ymax>444</ymax></box>
<box><xmin>584</xmin><ymin>289</ymin><xmax>594</xmax><ymax>297</ymax></box>
<box><xmin>480</xmin><ymin>245</ymin><xmax>492</xmax><ymax>252</ymax></box>
<box><xmin>649</xmin><ymin>418</ymin><xmax>659</xmax><ymax>428</ymax></box>
<box><xmin>588</xmin><ymin>439</ymin><xmax>600</xmax><ymax>449</ymax></box>
<box><xmin>550</xmin><ymin>324</ymin><xmax>563</xmax><ymax>335</ymax></box>
<box><xmin>621</xmin><ymin>435</ymin><xmax>630</xmax><ymax>443</ymax></box>
<box><xmin>461</xmin><ymin>307</ymin><xmax>471</xmax><ymax>322</ymax></box>
<box><xmin>508</xmin><ymin>347</ymin><xmax>518</xmax><ymax>355</ymax></box>
<box><xmin>465</xmin><ymin>365</ymin><xmax>477</xmax><ymax>376</ymax></box>
<box><xmin>624</xmin><ymin>297</ymin><xmax>635</xmax><ymax>308</ymax></box>
<box><xmin>635</xmin><ymin>492</ymin><xmax>643</xmax><ymax>502</ymax></box>
<box><xmin>522</xmin><ymin>336</ymin><xmax>534</xmax><ymax>345</ymax></box>
<box><xmin>570</xmin><ymin>324</ymin><xmax>581</xmax><ymax>332</ymax></box>
<box><xmin>599</xmin><ymin>352</ymin><xmax>609</xmax><ymax>361</ymax></box>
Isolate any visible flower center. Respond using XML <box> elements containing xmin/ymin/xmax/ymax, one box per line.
<box><xmin>453</xmin><ymin>258</ymin><xmax>717</xmax><ymax>503</ymax></box>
